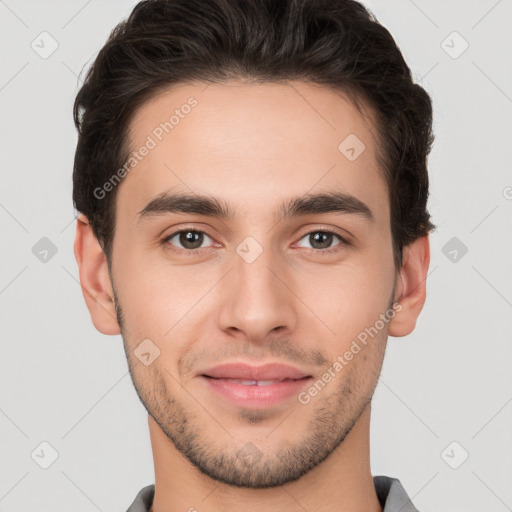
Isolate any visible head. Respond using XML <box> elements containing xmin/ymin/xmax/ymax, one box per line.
<box><xmin>73</xmin><ymin>0</ymin><xmax>435</xmax><ymax>489</ymax></box>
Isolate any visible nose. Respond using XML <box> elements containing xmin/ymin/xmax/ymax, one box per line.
<box><xmin>217</xmin><ymin>244</ymin><xmax>298</xmax><ymax>343</ymax></box>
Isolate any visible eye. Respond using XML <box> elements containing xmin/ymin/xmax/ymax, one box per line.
<box><xmin>162</xmin><ymin>229</ymin><xmax>215</xmax><ymax>252</ymax></box>
<box><xmin>295</xmin><ymin>230</ymin><xmax>349</xmax><ymax>253</ymax></box>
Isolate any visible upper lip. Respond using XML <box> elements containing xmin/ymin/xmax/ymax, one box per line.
<box><xmin>201</xmin><ymin>363</ymin><xmax>312</xmax><ymax>381</ymax></box>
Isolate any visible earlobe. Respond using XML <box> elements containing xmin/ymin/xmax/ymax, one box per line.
<box><xmin>388</xmin><ymin>235</ymin><xmax>431</xmax><ymax>338</ymax></box>
<box><xmin>73</xmin><ymin>214</ymin><xmax>121</xmax><ymax>335</ymax></box>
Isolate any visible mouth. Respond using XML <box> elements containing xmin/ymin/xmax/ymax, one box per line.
<box><xmin>199</xmin><ymin>372</ymin><xmax>313</xmax><ymax>409</ymax></box>
<box><xmin>199</xmin><ymin>362</ymin><xmax>312</xmax><ymax>381</ymax></box>
<box><xmin>201</xmin><ymin>375</ymin><xmax>310</xmax><ymax>386</ymax></box>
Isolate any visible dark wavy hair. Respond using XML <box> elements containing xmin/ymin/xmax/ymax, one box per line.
<box><xmin>72</xmin><ymin>0</ymin><xmax>436</xmax><ymax>271</ymax></box>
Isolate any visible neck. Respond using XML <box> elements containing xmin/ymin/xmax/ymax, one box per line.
<box><xmin>148</xmin><ymin>403</ymin><xmax>382</xmax><ymax>512</ymax></box>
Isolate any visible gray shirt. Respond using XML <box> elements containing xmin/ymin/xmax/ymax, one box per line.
<box><xmin>126</xmin><ymin>475</ymin><xmax>420</xmax><ymax>511</ymax></box>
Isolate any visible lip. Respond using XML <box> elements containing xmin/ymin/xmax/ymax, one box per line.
<box><xmin>198</xmin><ymin>363</ymin><xmax>313</xmax><ymax>409</ymax></box>
<box><xmin>200</xmin><ymin>362</ymin><xmax>311</xmax><ymax>381</ymax></box>
<box><xmin>200</xmin><ymin>375</ymin><xmax>313</xmax><ymax>409</ymax></box>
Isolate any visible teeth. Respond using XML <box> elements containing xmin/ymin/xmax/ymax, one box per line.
<box><xmin>224</xmin><ymin>378</ymin><xmax>282</xmax><ymax>386</ymax></box>
<box><xmin>255</xmin><ymin>380</ymin><xmax>278</xmax><ymax>386</ymax></box>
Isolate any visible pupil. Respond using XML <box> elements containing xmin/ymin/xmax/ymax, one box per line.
<box><xmin>181</xmin><ymin>231</ymin><xmax>202</xmax><ymax>249</ymax></box>
<box><xmin>312</xmin><ymin>232</ymin><xmax>332</xmax><ymax>249</ymax></box>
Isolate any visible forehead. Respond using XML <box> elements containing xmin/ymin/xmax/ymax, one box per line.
<box><xmin>119</xmin><ymin>80</ymin><xmax>388</xmax><ymax>225</ymax></box>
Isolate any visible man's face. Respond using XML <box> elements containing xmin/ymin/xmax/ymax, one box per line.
<box><xmin>109</xmin><ymin>81</ymin><xmax>399</xmax><ymax>487</ymax></box>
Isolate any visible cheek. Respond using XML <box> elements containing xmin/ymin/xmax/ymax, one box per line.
<box><xmin>112</xmin><ymin>253</ymin><xmax>168</xmax><ymax>335</ymax></box>
<box><xmin>113</xmin><ymin>251</ymin><xmax>217</xmax><ymax>342</ymax></box>
<box><xmin>303</xmin><ymin>261</ymin><xmax>392</xmax><ymax>329</ymax></box>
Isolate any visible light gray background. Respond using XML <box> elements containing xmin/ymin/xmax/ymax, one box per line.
<box><xmin>1</xmin><ymin>1</ymin><xmax>511</xmax><ymax>511</ymax></box>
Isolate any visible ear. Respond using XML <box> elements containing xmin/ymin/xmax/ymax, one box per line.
<box><xmin>388</xmin><ymin>234</ymin><xmax>430</xmax><ymax>337</ymax></box>
<box><xmin>73</xmin><ymin>214</ymin><xmax>121</xmax><ymax>335</ymax></box>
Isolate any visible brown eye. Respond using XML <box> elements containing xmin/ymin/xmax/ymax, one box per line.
<box><xmin>163</xmin><ymin>230</ymin><xmax>213</xmax><ymax>251</ymax></box>
<box><xmin>297</xmin><ymin>230</ymin><xmax>346</xmax><ymax>251</ymax></box>
<box><xmin>309</xmin><ymin>232</ymin><xmax>334</xmax><ymax>249</ymax></box>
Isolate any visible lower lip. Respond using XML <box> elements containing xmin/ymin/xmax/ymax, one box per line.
<box><xmin>200</xmin><ymin>376</ymin><xmax>313</xmax><ymax>409</ymax></box>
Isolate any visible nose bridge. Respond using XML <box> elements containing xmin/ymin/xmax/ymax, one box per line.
<box><xmin>218</xmin><ymin>238</ymin><xmax>296</xmax><ymax>339</ymax></box>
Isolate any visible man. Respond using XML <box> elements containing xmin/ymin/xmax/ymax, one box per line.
<box><xmin>72</xmin><ymin>0</ymin><xmax>435</xmax><ymax>510</ymax></box>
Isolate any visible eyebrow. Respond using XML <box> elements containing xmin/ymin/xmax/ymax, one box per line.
<box><xmin>137</xmin><ymin>191</ymin><xmax>375</xmax><ymax>224</ymax></box>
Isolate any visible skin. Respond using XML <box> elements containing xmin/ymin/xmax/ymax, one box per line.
<box><xmin>74</xmin><ymin>80</ymin><xmax>430</xmax><ymax>512</ymax></box>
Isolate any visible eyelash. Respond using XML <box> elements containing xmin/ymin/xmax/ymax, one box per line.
<box><xmin>160</xmin><ymin>227</ymin><xmax>350</xmax><ymax>256</ymax></box>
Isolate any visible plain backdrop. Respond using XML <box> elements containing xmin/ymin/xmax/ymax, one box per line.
<box><xmin>1</xmin><ymin>1</ymin><xmax>511</xmax><ymax>511</ymax></box>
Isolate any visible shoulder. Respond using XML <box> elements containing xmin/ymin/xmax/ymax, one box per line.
<box><xmin>125</xmin><ymin>484</ymin><xmax>155</xmax><ymax>512</ymax></box>
<box><xmin>373</xmin><ymin>475</ymin><xmax>421</xmax><ymax>512</ymax></box>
